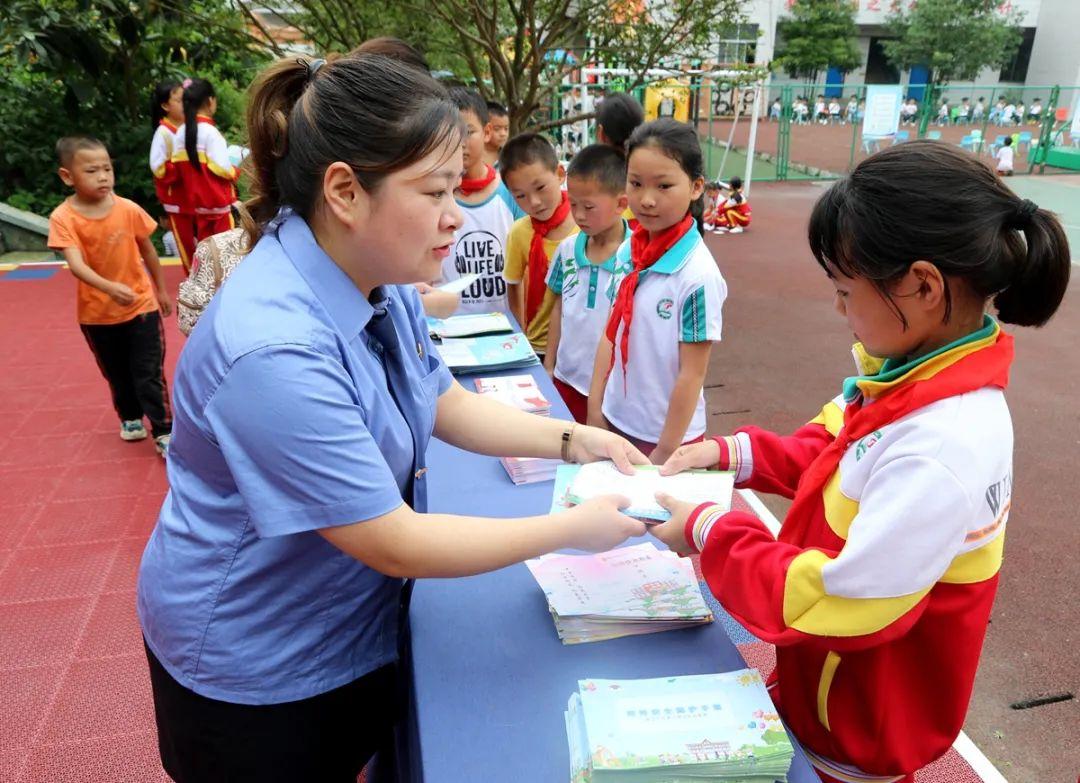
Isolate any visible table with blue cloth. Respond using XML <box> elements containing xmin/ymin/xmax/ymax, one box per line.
<box><xmin>405</xmin><ymin>360</ymin><xmax>818</xmax><ymax>783</ymax></box>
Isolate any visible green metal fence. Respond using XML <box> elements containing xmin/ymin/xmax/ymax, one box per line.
<box><xmin>546</xmin><ymin>79</ymin><xmax>1080</xmax><ymax>182</ymax></box>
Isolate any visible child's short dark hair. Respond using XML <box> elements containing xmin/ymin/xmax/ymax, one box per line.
<box><xmin>486</xmin><ymin>101</ymin><xmax>508</xmax><ymax>119</ymax></box>
<box><xmin>499</xmin><ymin>132</ymin><xmax>558</xmax><ymax>176</ymax></box>
<box><xmin>809</xmin><ymin>140</ymin><xmax>1070</xmax><ymax>328</ymax></box>
<box><xmin>1003</xmin><ymin>136</ymin><xmax>1013</xmax><ymax>146</ymax></box>
<box><xmin>56</xmin><ymin>136</ymin><xmax>107</xmax><ymax>168</ymax></box>
<box><xmin>567</xmin><ymin>144</ymin><xmax>627</xmax><ymax>195</ymax></box>
<box><xmin>448</xmin><ymin>87</ymin><xmax>489</xmax><ymax>125</ymax></box>
<box><xmin>728</xmin><ymin>176</ymin><xmax>743</xmax><ymax>189</ymax></box>
<box><xmin>596</xmin><ymin>93</ymin><xmax>645</xmax><ymax>152</ymax></box>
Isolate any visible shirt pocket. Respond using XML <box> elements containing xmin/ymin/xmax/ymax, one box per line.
<box><xmin>418</xmin><ymin>366</ymin><xmax>443</xmax><ymax>436</ymax></box>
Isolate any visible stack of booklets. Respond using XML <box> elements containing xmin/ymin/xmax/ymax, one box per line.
<box><xmin>501</xmin><ymin>455</ymin><xmax>559</xmax><ymax>485</ymax></box>
<box><xmin>555</xmin><ymin>461</ymin><xmax>735</xmax><ymax>522</ymax></box>
<box><xmin>427</xmin><ymin>311</ymin><xmax>513</xmax><ymax>338</ymax></box>
<box><xmin>565</xmin><ymin>671</ymin><xmax>795</xmax><ymax>782</ymax></box>
<box><xmin>434</xmin><ymin>332</ymin><xmax>540</xmax><ymax>374</ymax></box>
<box><xmin>526</xmin><ymin>543</ymin><xmax>712</xmax><ymax>644</ymax></box>
<box><xmin>474</xmin><ymin>375</ymin><xmax>551</xmax><ymax>416</ymax></box>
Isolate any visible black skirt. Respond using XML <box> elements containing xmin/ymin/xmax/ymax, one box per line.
<box><xmin>145</xmin><ymin>643</ymin><xmax>399</xmax><ymax>782</ymax></box>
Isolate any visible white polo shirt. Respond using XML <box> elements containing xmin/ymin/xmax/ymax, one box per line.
<box><xmin>546</xmin><ymin>222</ymin><xmax>632</xmax><ymax>395</ymax></box>
<box><xmin>441</xmin><ymin>183</ymin><xmax>524</xmax><ymax>316</ymax></box>
<box><xmin>602</xmin><ymin>229</ymin><xmax>727</xmax><ymax>443</ymax></box>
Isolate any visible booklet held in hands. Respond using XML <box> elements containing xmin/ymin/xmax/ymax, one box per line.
<box><xmin>564</xmin><ymin>461</ymin><xmax>734</xmax><ymax>522</ymax></box>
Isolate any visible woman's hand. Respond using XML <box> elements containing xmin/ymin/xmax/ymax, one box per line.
<box><xmin>647</xmin><ymin>492</ymin><xmax>700</xmax><ymax>555</ymax></box>
<box><xmin>564</xmin><ymin>495</ymin><xmax>646</xmax><ymax>551</ymax></box>
<box><xmin>570</xmin><ymin>425</ymin><xmax>649</xmax><ymax>474</ymax></box>
<box><xmin>658</xmin><ymin>439</ymin><xmax>721</xmax><ymax>476</ymax></box>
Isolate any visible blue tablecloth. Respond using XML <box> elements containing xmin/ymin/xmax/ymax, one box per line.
<box><xmin>407</xmin><ymin>362</ymin><xmax>818</xmax><ymax>783</ymax></box>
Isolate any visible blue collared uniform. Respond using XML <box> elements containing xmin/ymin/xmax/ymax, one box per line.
<box><xmin>138</xmin><ymin>215</ymin><xmax>452</xmax><ymax>705</ymax></box>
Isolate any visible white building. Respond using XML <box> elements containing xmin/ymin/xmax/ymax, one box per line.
<box><xmin>721</xmin><ymin>0</ymin><xmax>1079</xmax><ymax>96</ymax></box>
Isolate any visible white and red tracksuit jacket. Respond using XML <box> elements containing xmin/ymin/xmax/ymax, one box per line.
<box><xmin>684</xmin><ymin>319</ymin><xmax>1014</xmax><ymax>781</ymax></box>
<box><xmin>172</xmin><ymin>116</ymin><xmax>238</xmax><ymax>216</ymax></box>
<box><xmin>149</xmin><ymin>119</ymin><xmax>184</xmax><ymax>213</ymax></box>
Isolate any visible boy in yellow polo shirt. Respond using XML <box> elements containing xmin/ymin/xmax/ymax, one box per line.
<box><xmin>501</xmin><ymin>133</ymin><xmax>577</xmax><ymax>356</ymax></box>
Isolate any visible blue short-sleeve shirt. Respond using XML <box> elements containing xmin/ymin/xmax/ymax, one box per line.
<box><xmin>137</xmin><ymin>215</ymin><xmax>452</xmax><ymax>705</ymax></box>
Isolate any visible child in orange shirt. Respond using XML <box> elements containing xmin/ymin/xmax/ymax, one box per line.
<box><xmin>48</xmin><ymin>136</ymin><xmax>174</xmax><ymax>457</ymax></box>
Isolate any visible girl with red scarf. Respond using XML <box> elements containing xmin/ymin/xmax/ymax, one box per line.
<box><xmin>587</xmin><ymin>119</ymin><xmax>728</xmax><ymax>466</ymax></box>
<box><xmin>650</xmin><ymin>142</ymin><xmax>1071</xmax><ymax>783</ymax></box>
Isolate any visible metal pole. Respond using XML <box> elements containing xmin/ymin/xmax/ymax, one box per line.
<box><xmin>743</xmin><ymin>76</ymin><xmax>765</xmax><ymax>195</ymax></box>
<box><xmin>778</xmin><ymin>84</ymin><xmax>792</xmax><ymax>181</ymax></box>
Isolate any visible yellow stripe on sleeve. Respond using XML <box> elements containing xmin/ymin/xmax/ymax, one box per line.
<box><xmin>808</xmin><ymin>400</ymin><xmax>845</xmax><ymax>436</ymax></box>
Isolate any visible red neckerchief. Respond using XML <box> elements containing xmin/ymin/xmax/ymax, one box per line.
<box><xmin>604</xmin><ymin>214</ymin><xmax>695</xmax><ymax>387</ymax></box>
<box><xmin>160</xmin><ymin>119</ymin><xmax>179</xmax><ymax>133</ymax></box>
<box><xmin>780</xmin><ymin>330</ymin><xmax>1014</xmax><ymax>544</ymax></box>
<box><xmin>458</xmin><ymin>164</ymin><xmax>497</xmax><ymax>197</ymax></box>
<box><xmin>525</xmin><ymin>190</ymin><xmax>571</xmax><ymax>324</ymax></box>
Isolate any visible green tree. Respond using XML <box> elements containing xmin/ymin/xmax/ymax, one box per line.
<box><xmin>0</xmin><ymin>0</ymin><xmax>271</xmax><ymax>216</ymax></box>
<box><xmin>280</xmin><ymin>0</ymin><xmax>743</xmax><ymax>133</ymax></box>
<box><xmin>775</xmin><ymin>0</ymin><xmax>861</xmax><ymax>84</ymax></box>
<box><xmin>882</xmin><ymin>0</ymin><xmax>1025</xmax><ymax>86</ymax></box>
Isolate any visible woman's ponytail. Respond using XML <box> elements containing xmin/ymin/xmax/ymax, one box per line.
<box><xmin>241</xmin><ymin>58</ymin><xmax>314</xmax><ymax>248</ymax></box>
<box><xmin>182</xmin><ymin>78</ymin><xmax>217</xmax><ymax>174</ymax></box>
<box><xmin>993</xmin><ymin>202</ymin><xmax>1072</xmax><ymax>327</ymax></box>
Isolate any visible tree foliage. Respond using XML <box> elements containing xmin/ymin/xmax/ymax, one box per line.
<box><xmin>883</xmin><ymin>0</ymin><xmax>1024</xmax><ymax>86</ymax></box>
<box><xmin>279</xmin><ymin>0</ymin><xmax>743</xmax><ymax>133</ymax></box>
<box><xmin>0</xmin><ymin>0</ymin><xmax>269</xmax><ymax>216</ymax></box>
<box><xmin>774</xmin><ymin>0</ymin><xmax>861</xmax><ymax>84</ymax></box>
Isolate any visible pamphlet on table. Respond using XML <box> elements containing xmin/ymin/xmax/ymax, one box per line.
<box><xmin>565</xmin><ymin>670</ymin><xmax>795</xmax><ymax>782</ymax></box>
<box><xmin>474</xmin><ymin>375</ymin><xmax>551</xmax><ymax>416</ymax></box>
<box><xmin>526</xmin><ymin>542</ymin><xmax>712</xmax><ymax>644</ymax></box>
<box><xmin>434</xmin><ymin>332</ymin><xmax>540</xmax><ymax>374</ymax></box>
<box><xmin>428</xmin><ymin>311</ymin><xmax>514</xmax><ymax>338</ymax></box>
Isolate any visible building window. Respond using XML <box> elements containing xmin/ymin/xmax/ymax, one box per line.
<box><xmin>716</xmin><ymin>24</ymin><xmax>759</xmax><ymax>66</ymax></box>
<box><xmin>1000</xmin><ymin>28</ymin><xmax>1035</xmax><ymax>83</ymax></box>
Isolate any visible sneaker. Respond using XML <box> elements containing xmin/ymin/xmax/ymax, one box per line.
<box><xmin>154</xmin><ymin>434</ymin><xmax>171</xmax><ymax>458</ymax></box>
<box><xmin>703</xmin><ymin>223</ymin><xmax>714</xmax><ymax>231</ymax></box>
<box><xmin>713</xmin><ymin>226</ymin><xmax>729</xmax><ymax>234</ymax></box>
<box><xmin>729</xmin><ymin>226</ymin><xmax>744</xmax><ymax>234</ymax></box>
<box><xmin>120</xmin><ymin>420</ymin><xmax>148</xmax><ymax>441</ymax></box>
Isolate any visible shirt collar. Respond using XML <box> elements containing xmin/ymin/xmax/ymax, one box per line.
<box><xmin>277</xmin><ymin>214</ymin><xmax>374</xmax><ymax>340</ymax></box>
<box><xmin>648</xmin><ymin>226</ymin><xmax>702</xmax><ymax>275</ymax></box>
<box><xmin>574</xmin><ymin>220</ymin><xmax>631</xmax><ymax>273</ymax></box>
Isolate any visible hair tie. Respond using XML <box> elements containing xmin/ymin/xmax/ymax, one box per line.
<box><xmin>301</xmin><ymin>58</ymin><xmax>326</xmax><ymax>84</ymax></box>
<box><xmin>1012</xmin><ymin>198</ymin><xmax>1039</xmax><ymax>228</ymax></box>
<box><xmin>181</xmin><ymin>78</ymin><xmax>193</xmax><ymax>89</ymax></box>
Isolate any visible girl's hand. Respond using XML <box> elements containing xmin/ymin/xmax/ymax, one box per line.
<box><xmin>585</xmin><ymin>408</ymin><xmax>609</xmax><ymax>431</ymax></box>
<box><xmin>648</xmin><ymin>492</ymin><xmax>700</xmax><ymax>555</ymax></box>
<box><xmin>658</xmin><ymin>439</ymin><xmax>721</xmax><ymax>476</ymax></box>
<box><xmin>157</xmin><ymin>289</ymin><xmax>174</xmax><ymax>317</ymax></box>
<box><xmin>564</xmin><ymin>495</ymin><xmax>646</xmax><ymax>551</ymax></box>
<box><xmin>570</xmin><ymin>425</ymin><xmax>649</xmax><ymax>474</ymax></box>
<box><xmin>650</xmin><ymin>445</ymin><xmax>674</xmax><ymax>467</ymax></box>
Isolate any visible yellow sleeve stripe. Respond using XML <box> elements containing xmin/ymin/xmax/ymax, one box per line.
<box><xmin>821</xmin><ymin>471</ymin><xmax>858</xmax><ymax>541</ymax></box>
<box><xmin>807</xmin><ymin>400</ymin><xmax>845</xmax><ymax>436</ymax></box>
<box><xmin>782</xmin><ymin>550</ymin><xmax>931</xmax><ymax>637</ymax></box>
<box><xmin>941</xmin><ymin>527</ymin><xmax>1005</xmax><ymax>584</ymax></box>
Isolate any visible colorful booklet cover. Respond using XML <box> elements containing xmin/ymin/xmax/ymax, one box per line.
<box><xmin>526</xmin><ymin>543</ymin><xmax>712</xmax><ymax>644</ymax></box>
<box><xmin>556</xmin><ymin>461</ymin><xmax>735</xmax><ymax>522</ymax></box>
<box><xmin>474</xmin><ymin>374</ymin><xmax>551</xmax><ymax>415</ymax></box>
<box><xmin>565</xmin><ymin>671</ymin><xmax>795</xmax><ymax>782</ymax></box>
<box><xmin>428</xmin><ymin>311</ymin><xmax>514</xmax><ymax>338</ymax></box>
<box><xmin>434</xmin><ymin>332</ymin><xmax>540</xmax><ymax>373</ymax></box>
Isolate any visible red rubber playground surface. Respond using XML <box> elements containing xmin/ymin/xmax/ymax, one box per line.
<box><xmin>1</xmin><ymin>180</ymin><xmax>1077</xmax><ymax>781</ymax></box>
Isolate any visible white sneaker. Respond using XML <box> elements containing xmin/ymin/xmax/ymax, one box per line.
<box><xmin>154</xmin><ymin>434</ymin><xmax>171</xmax><ymax>459</ymax></box>
<box><xmin>120</xmin><ymin>420</ymin><xmax>148</xmax><ymax>441</ymax></box>
<box><xmin>729</xmin><ymin>227</ymin><xmax>744</xmax><ymax>234</ymax></box>
<box><xmin>703</xmin><ymin>223</ymin><xmax>714</xmax><ymax>231</ymax></box>
<box><xmin>713</xmin><ymin>226</ymin><xmax>728</xmax><ymax>234</ymax></box>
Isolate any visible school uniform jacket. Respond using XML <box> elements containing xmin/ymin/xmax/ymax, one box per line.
<box><xmin>150</xmin><ymin>120</ymin><xmax>183</xmax><ymax>213</ymax></box>
<box><xmin>685</xmin><ymin>319</ymin><xmax>1013</xmax><ymax>780</ymax></box>
<box><xmin>172</xmin><ymin>116</ymin><xmax>238</xmax><ymax>215</ymax></box>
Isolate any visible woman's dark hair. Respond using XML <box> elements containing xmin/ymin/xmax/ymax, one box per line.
<box><xmin>350</xmin><ymin>37</ymin><xmax>429</xmax><ymax>72</ymax></box>
<box><xmin>242</xmin><ymin>54</ymin><xmax>463</xmax><ymax>247</ymax></box>
<box><xmin>597</xmin><ymin>93</ymin><xmax>645</xmax><ymax>154</ymax></box>
<box><xmin>626</xmin><ymin>118</ymin><xmax>706</xmax><ymax>233</ymax></box>
<box><xmin>182</xmin><ymin>78</ymin><xmax>216</xmax><ymax>172</ymax></box>
<box><xmin>150</xmin><ymin>80</ymin><xmax>180</xmax><ymax>131</ymax></box>
<box><xmin>809</xmin><ymin>140</ymin><xmax>1070</xmax><ymax>327</ymax></box>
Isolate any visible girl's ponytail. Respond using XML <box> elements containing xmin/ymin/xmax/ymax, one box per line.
<box><xmin>241</xmin><ymin>58</ymin><xmax>314</xmax><ymax>248</ymax></box>
<box><xmin>993</xmin><ymin>201</ymin><xmax>1071</xmax><ymax>327</ymax></box>
<box><xmin>182</xmin><ymin>78</ymin><xmax>217</xmax><ymax>174</ymax></box>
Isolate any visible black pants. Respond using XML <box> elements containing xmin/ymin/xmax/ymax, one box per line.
<box><xmin>80</xmin><ymin>311</ymin><xmax>171</xmax><ymax>438</ymax></box>
<box><xmin>146</xmin><ymin>644</ymin><xmax>399</xmax><ymax>783</ymax></box>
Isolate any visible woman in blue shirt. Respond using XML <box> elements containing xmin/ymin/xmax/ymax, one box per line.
<box><xmin>137</xmin><ymin>54</ymin><xmax>649</xmax><ymax>782</ymax></box>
